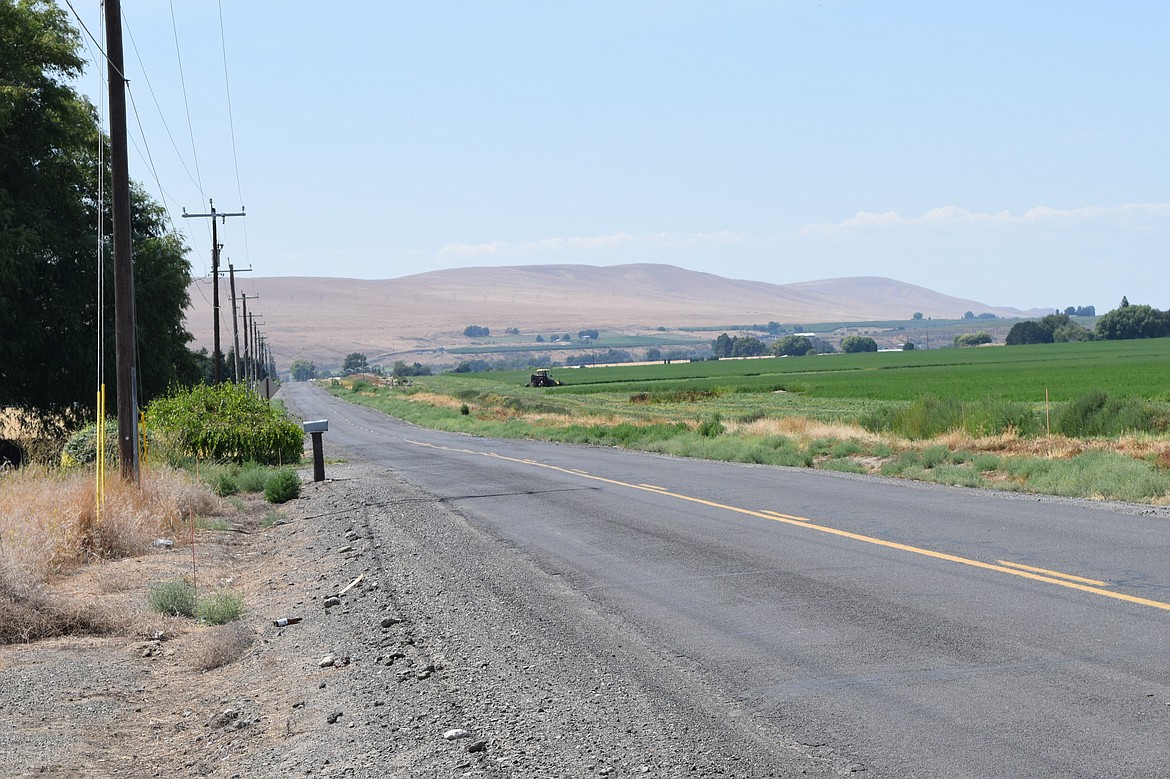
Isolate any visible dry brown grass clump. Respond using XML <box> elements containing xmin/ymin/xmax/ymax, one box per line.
<box><xmin>407</xmin><ymin>391</ymin><xmax>475</xmax><ymax>411</ymax></box>
<box><xmin>729</xmin><ymin>416</ymin><xmax>884</xmax><ymax>445</ymax></box>
<box><xmin>189</xmin><ymin>622</ymin><xmax>256</xmax><ymax>671</ymax></box>
<box><xmin>0</xmin><ymin>466</ymin><xmax>226</xmax><ymax>643</ymax></box>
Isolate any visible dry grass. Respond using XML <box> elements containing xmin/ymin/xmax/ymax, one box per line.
<box><xmin>189</xmin><ymin>622</ymin><xmax>255</xmax><ymax>671</ymax></box>
<box><xmin>729</xmin><ymin>416</ymin><xmax>884</xmax><ymax>444</ymax></box>
<box><xmin>0</xmin><ymin>466</ymin><xmax>227</xmax><ymax>643</ymax></box>
<box><xmin>407</xmin><ymin>391</ymin><xmax>468</xmax><ymax>411</ymax></box>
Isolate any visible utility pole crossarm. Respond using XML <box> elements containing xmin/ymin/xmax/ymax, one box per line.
<box><xmin>182</xmin><ymin>200</ymin><xmax>245</xmax><ymax>383</ymax></box>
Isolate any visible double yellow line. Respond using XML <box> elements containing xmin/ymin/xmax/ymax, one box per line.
<box><xmin>407</xmin><ymin>440</ymin><xmax>1170</xmax><ymax>613</ymax></box>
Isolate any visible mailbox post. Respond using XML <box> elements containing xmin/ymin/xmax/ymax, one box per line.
<box><xmin>303</xmin><ymin>419</ymin><xmax>328</xmax><ymax>482</ymax></box>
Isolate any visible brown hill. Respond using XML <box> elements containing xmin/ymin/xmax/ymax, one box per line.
<box><xmin>183</xmin><ymin>263</ymin><xmax>1044</xmax><ymax>369</ymax></box>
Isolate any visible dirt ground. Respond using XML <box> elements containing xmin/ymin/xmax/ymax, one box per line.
<box><xmin>0</xmin><ymin>473</ymin><xmax>360</xmax><ymax>778</ymax></box>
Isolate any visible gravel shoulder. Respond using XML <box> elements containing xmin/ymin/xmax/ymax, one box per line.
<box><xmin>1</xmin><ymin>459</ymin><xmax>846</xmax><ymax>778</ymax></box>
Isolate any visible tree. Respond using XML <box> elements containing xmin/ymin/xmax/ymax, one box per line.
<box><xmin>840</xmin><ymin>336</ymin><xmax>878</xmax><ymax>353</ymax></box>
<box><xmin>772</xmin><ymin>335</ymin><xmax>812</xmax><ymax>357</ymax></box>
<box><xmin>535</xmin><ymin>334</ymin><xmax>544</xmax><ymax>342</ymax></box>
<box><xmin>1005</xmin><ymin>320</ymin><xmax>1052</xmax><ymax>345</ymax></box>
<box><xmin>1</xmin><ymin>2</ymin><xmax>199</xmax><ymax>426</ymax></box>
<box><xmin>954</xmin><ymin>332</ymin><xmax>992</xmax><ymax>347</ymax></box>
<box><xmin>1095</xmin><ymin>304</ymin><xmax>1170</xmax><ymax>340</ymax></box>
<box><xmin>391</xmin><ymin>361</ymin><xmax>431</xmax><ymax>379</ymax></box>
<box><xmin>731</xmin><ymin>336</ymin><xmax>766</xmax><ymax>357</ymax></box>
<box><xmin>912</xmin><ymin>312</ymin><xmax>924</xmax><ymax>320</ymax></box>
<box><xmin>712</xmin><ymin>333</ymin><xmax>733</xmax><ymax>358</ymax></box>
<box><xmin>290</xmin><ymin>360</ymin><xmax>317</xmax><ymax>381</ymax></box>
<box><xmin>1064</xmin><ymin>306</ymin><xmax>1077</xmax><ymax>316</ymax></box>
<box><xmin>963</xmin><ymin>311</ymin><xmax>975</xmax><ymax>320</ymax></box>
<box><xmin>342</xmin><ymin>353</ymin><xmax>368</xmax><ymax>372</ymax></box>
<box><xmin>462</xmin><ymin>325</ymin><xmax>490</xmax><ymax>337</ymax></box>
<box><xmin>902</xmin><ymin>341</ymin><xmax>916</xmax><ymax>351</ymax></box>
<box><xmin>1120</xmin><ymin>296</ymin><xmax>1130</xmax><ymax>308</ymax></box>
<box><xmin>766</xmin><ymin>321</ymin><xmax>782</xmax><ymax>335</ymax></box>
<box><xmin>645</xmin><ymin>347</ymin><xmax>662</xmax><ymax>361</ymax></box>
<box><xmin>578</xmin><ymin>329</ymin><xmax>599</xmax><ymax>340</ymax></box>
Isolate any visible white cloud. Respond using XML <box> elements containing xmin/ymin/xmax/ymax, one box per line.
<box><xmin>437</xmin><ymin>230</ymin><xmax>745</xmax><ymax>261</ymax></box>
<box><xmin>799</xmin><ymin>203</ymin><xmax>1170</xmax><ymax>236</ymax></box>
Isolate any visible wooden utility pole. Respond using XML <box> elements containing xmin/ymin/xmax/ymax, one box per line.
<box><xmin>183</xmin><ymin>200</ymin><xmax>244</xmax><ymax>383</ymax></box>
<box><xmin>105</xmin><ymin>0</ymin><xmax>139</xmax><ymax>482</ymax></box>
<box><xmin>240</xmin><ymin>293</ymin><xmax>259</xmax><ymax>386</ymax></box>
<box><xmin>226</xmin><ymin>263</ymin><xmax>252</xmax><ymax>383</ymax></box>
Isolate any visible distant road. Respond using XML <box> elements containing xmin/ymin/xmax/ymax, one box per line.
<box><xmin>282</xmin><ymin>381</ymin><xmax>1170</xmax><ymax>778</ymax></box>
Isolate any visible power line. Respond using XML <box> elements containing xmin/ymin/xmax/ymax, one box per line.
<box><xmin>123</xmin><ymin>13</ymin><xmax>205</xmax><ymax>197</ymax></box>
<box><xmin>61</xmin><ymin>0</ymin><xmax>127</xmax><ymax>82</ymax></box>
<box><xmin>217</xmin><ymin>0</ymin><xmax>251</xmax><ymax>264</ymax></box>
<box><xmin>169</xmin><ymin>0</ymin><xmax>204</xmax><ymax>201</ymax></box>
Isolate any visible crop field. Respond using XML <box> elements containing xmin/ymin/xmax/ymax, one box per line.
<box><xmin>474</xmin><ymin>339</ymin><xmax>1170</xmax><ymax>403</ymax></box>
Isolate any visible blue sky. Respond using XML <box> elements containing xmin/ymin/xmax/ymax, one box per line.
<box><xmin>64</xmin><ymin>1</ymin><xmax>1170</xmax><ymax>311</ymax></box>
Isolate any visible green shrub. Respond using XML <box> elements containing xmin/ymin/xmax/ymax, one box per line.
<box><xmin>209</xmin><ymin>468</ymin><xmax>239</xmax><ymax>497</ymax></box>
<box><xmin>234</xmin><ymin>462</ymin><xmax>271</xmax><ymax>493</ymax></box>
<box><xmin>61</xmin><ymin>418</ymin><xmax>118</xmax><ymax>466</ymax></box>
<box><xmin>831</xmin><ymin>440</ymin><xmax>862</xmax><ymax>458</ymax></box>
<box><xmin>697</xmin><ymin>414</ymin><xmax>725</xmax><ymax>437</ymax></box>
<box><xmin>972</xmin><ymin>454</ymin><xmax>1001</xmax><ymax>471</ymax></box>
<box><xmin>197</xmin><ymin>590</ymin><xmax>245</xmax><ymax>625</ymax></box>
<box><xmin>148</xmin><ymin>579</ymin><xmax>196</xmax><ymax>617</ymax></box>
<box><xmin>264</xmin><ymin>468</ymin><xmax>301</xmax><ymax>503</ymax></box>
<box><xmin>1056</xmin><ymin>390</ymin><xmax>1170</xmax><ymax>437</ymax></box>
<box><xmin>819</xmin><ymin>458</ymin><xmax>865</xmax><ymax>474</ymax></box>
<box><xmin>920</xmin><ymin>445</ymin><xmax>950</xmax><ymax>469</ymax></box>
<box><xmin>927</xmin><ymin>464</ymin><xmax>986</xmax><ymax>488</ymax></box>
<box><xmin>1022</xmin><ymin>451</ymin><xmax>1170</xmax><ymax>501</ymax></box>
<box><xmin>862</xmin><ymin>395</ymin><xmax>1042</xmax><ymax>439</ymax></box>
<box><xmin>145</xmin><ymin>382</ymin><xmax>304</xmax><ymax>465</ymax></box>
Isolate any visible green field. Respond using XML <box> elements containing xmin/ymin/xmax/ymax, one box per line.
<box><xmin>478</xmin><ymin>339</ymin><xmax>1170</xmax><ymax>403</ymax></box>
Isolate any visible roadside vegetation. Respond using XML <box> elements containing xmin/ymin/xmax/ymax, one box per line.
<box><xmin>0</xmin><ymin>382</ymin><xmax>305</xmax><ymax>644</ymax></box>
<box><xmin>326</xmin><ymin>338</ymin><xmax>1170</xmax><ymax>504</ymax></box>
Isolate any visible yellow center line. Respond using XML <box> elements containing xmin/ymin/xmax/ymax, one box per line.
<box><xmin>996</xmin><ymin>560</ymin><xmax>1110</xmax><ymax>587</ymax></box>
<box><xmin>761</xmin><ymin>509</ymin><xmax>811</xmax><ymax>522</ymax></box>
<box><xmin>404</xmin><ymin>439</ymin><xmax>1170</xmax><ymax>613</ymax></box>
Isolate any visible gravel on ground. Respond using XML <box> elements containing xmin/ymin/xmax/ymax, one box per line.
<box><xmin>1</xmin><ymin>460</ymin><xmax>846</xmax><ymax>777</ymax></box>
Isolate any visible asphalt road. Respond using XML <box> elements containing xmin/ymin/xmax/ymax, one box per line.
<box><xmin>282</xmin><ymin>381</ymin><xmax>1170</xmax><ymax>778</ymax></box>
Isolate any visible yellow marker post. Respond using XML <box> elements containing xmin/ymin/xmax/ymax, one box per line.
<box><xmin>95</xmin><ymin>385</ymin><xmax>106</xmax><ymax>524</ymax></box>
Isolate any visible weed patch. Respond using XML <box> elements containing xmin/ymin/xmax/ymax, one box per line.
<box><xmin>264</xmin><ymin>469</ymin><xmax>301</xmax><ymax>504</ymax></box>
<box><xmin>148</xmin><ymin>578</ymin><xmax>197</xmax><ymax>617</ymax></box>
<box><xmin>197</xmin><ymin>590</ymin><xmax>245</xmax><ymax>625</ymax></box>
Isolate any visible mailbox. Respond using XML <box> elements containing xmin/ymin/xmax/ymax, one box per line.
<box><xmin>302</xmin><ymin>419</ymin><xmax>328</xmax><ymax>481</ymax></box>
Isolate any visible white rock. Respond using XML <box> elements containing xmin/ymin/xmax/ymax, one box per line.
<box><xmin>443</xmin><ymin>728</ymin><xmax>471</xmax><ymax>740</ymax></box>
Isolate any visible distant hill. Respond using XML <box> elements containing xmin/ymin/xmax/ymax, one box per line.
<box><xmin>183</xmin><ymin>263</ymin><xmax>1048</xmax><ymax>369</ymax></box>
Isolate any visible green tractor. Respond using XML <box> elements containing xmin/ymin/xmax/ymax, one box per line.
<box><xmin>526</xmin><ymin>368</ymin><xmax>563</xmax><ymax>387</ymax></box>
